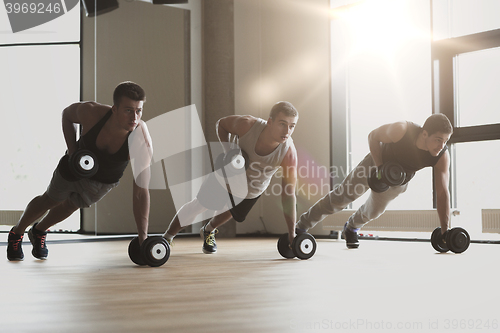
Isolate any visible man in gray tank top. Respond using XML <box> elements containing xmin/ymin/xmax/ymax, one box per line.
<box><xmin>163</xmin><ymin>101</ymin><xmax>299</xmax><ymax>254</ymax></box>
<box><xmin>296</xmin><ymin>114</ymin><xmax>453</xmax><ymax>249</ymax></box>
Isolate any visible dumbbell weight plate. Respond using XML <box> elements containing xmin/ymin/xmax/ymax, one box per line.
<box><xmin>140</xmin><ymin>236</ymin><xmax>170</xmax><ymax>267</ymax></box>
<box><xmin>277</xmin><ymin>233</ymin><xmax>295</xmax><ymax>259</ymax></box>
<box><xmin>430</xmin><ymin>227</ymin><xmax>449</xmax><ymax>253</ymax></box>
<box><xmin>368</xmin><ymin>169</ymin><xmax>389</xmax><ymax>193</ymax></box>
<box><xmin>58</xmin><ymin>154</ymin><xmax>79</xmax><ymax>182</ymax></box>
<box><xmin>446</xmin><ymin>227</ymin><xmax>470</xmax><ymax>254</ymax></box>
<box><xmin>292</xmin><ymin>233</ymin><xmax>317</xmax><ymax>260</ymax></box>
<box><xmin>223</xmin><ymin>149</ymin><xmax>246</xmax><ymax>177</ymax></box>
<box><xmin>69</xmin><ymin>149</ymin><xmax>99</xmax><ymax>179</ymax></box>
<box><xmin>128</xmin><ymin>237</ymin><xmax>147</xmax><ymax>266</ymax></box>
<box><xmin>382</xmin><ymin>162</ymin><xmax>406</xmax><ymax>186</ymax></box>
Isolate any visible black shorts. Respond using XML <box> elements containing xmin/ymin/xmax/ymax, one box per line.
<box><xmin>196</xmin><ymin>172</ymin><xmax>260</xmax><ymax>222</ymax></box>
<box><xmin>229</xmin><ymin>195</ymin><xmax>260</xmax><ymax>222</ymax></box>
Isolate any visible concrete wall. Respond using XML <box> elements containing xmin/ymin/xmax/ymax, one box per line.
<box><xmin>234</xmin><ymin>0</ymin><xmax>331</xmax><ymax>236</ymax></box>
<box><xmin>80</xmin><ymin>0</ymin><xmax>331</xmax><ymax>237</ymax></box>
<box><xmin>202</xmin><ymin>0</ymin><xmax>237</xmax><ymax>237</ymax></box>
<box><xmin>81</xmin><ymin>0</ymin><xmax>192</xmax><ymax>234</ymax></box>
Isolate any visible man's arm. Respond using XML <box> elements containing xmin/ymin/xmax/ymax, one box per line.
<box><xmin>61</xmin><ymin>101</ymin><xmax>106</xmax><ymax>155</ymax></box>
<box><xmin>216</xmin><ymin>115</ymin><xmax>256</xmax><ymax>150</ymax></box>
<box><xmin>129</xmin><ymin>121</ymin><xmax>153</xmax><ymax>244</ymax></box>
<box><xmin>433</xmin><ymin>150</ymin><xmax>451</xmax><ymax>234</ymax></box>
<box><xmin>280</xmin><ymin>145</ymin><xmax>298</xmax><ymax>245</ymax></box>
<box><xmin>133</xmin><ymin>176</ymin><xmax>150</xmax><ymax>244</ymax></box>
<box><xmin>368</xmin><ymin>121</ymin><xmax>407</xmax><ymax>167</ymax></box>
<box><xmin>61</xmin><ymin>102</ymin><xmax>84</xmax><ymax>155</ymax></box>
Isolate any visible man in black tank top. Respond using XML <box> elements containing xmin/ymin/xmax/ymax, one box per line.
<box><xmin>296</xmin><ymin>114</ymin><xmax>453</xmax><ymax>249</ymax></box>
<box><xmin>7</xmin><ymin>82</ymin><xmax>153</xmax><ymax>261</ymax></box>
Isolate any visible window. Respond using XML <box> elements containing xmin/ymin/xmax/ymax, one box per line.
<box><xmin>330</xmin><ymin>0</ymin><xmax>434</xmax><ymax>210</ymax></box>
<box><xmin>331</xmin><ymin>0</ymin><xmax>500</xmax><ymax>240</ymax></box>
<box><xmin>456</xmin><ymin>47</ymin><xmax>500</xmax><ymax>127</ymax></box>
<box><xmin>431</xmin><ymin>0</ymin><xmax>500</xmax><ymax>239</ymax></box>
<box><xmin>454</xmin><ymin>141</ymin><xmax>500</xmax><ymax>239</ymax></box>
<box><xmin>432</xmin><ymin>0</ymin><xmax>500</xmax><ymax>40</ymax></box>
<box><xmin>0</xmin><ymin>4</ymin><xmax>81</xmax><ymax>232</ymax></box>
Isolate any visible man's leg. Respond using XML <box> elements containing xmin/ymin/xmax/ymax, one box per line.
<box><xmin>26</xmin><ymin>198</ymin><xmax>80</xmax><ymax>259</ymax></box>
<box><xmin>342</xmin><ymin>183</ymin><xmax>408</xmax><ymax>249</ymax></box>
<box><xmin>200</xmin><ymin>196</ymin><xmax>260</xmax><ymax>254</ymax></box>
<box><xmin>7</xmin><ymin>193</ymin><xmax>61</xmax><ymax>261</ymax></box>
<box><xmin>348</xmin><ymin>183</ymin><xmax>408</xmax><ymax>230</ymax></box>
<box><xmin>163</xmin><ymin>198</ymin><xmax>208</xmax><ymax>242</ymax></box>
<box><xmin>36</xmin><ymin>198</ymin><xmax>80</xmax><ymax>230</ymax></box>
<box><xmin>296</xmin><ymin>154</ymin><xmax>374</xmax><ymax>231</ymax></box>
<box><xmin>12</xmin><ymin>193</ymin><xmax>60</xmax><ymax>234</ymax></box>
<box><xmin>200</xmin><ymin>210</ymin><xmax>233</xmax><ymax>254</ymax></box>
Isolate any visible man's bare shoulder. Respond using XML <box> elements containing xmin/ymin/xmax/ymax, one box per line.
<box><xmin>236</xmin><ymin>115</ymin><xmax>258</xmax><ymax>128</ymax></box>
<box><xmin>77</xmin><ymin>102</ymin><xmax>111</xmax><ymax>133</ymax></box>
<box><xmin>78</xmin><ymin>101</ymin><xmax>111</xmax><ymax>116</ymax></box>
<box><xmin>221</xmin><ymin>115</ymin><xmax>259</xmax><ymax>137</ymax></box>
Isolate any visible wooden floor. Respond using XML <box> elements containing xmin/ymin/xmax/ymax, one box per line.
<box><xmin>1</xmin><ymin>235</ymin><xmax>499</xmax><ymax>333</ymax></box>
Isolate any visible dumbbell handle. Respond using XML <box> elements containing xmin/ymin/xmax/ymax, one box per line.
<box><xmin>440</xmin><ymin>229</ymin><xmax>448</xmax><ymax>243</ymax></box>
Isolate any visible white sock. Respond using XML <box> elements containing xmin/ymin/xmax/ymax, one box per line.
<box><xmin>205</xmin><ymin>221</ymin><xmax>214</xmax><ymax>232</ymax></box>
<box><xmin>163</xmin><ymin>232</ymin><xmax>175</xmax><ymax>242</ymax></box>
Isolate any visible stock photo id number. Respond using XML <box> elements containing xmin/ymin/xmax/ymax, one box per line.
<box><xmin>3</xmin><ymin>0</ymin><xmax>79</xmax><ymax>32</ymax></box>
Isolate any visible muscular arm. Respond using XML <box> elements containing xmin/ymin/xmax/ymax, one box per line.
<box><xmin>433</xmin><ymin>150</ymin><xmax>451</xmax><ymax>234</ymax></box>
<box><xmin>129</xmin><ymin>121</ymin><xmax>153</xmax><ymax>244</ymax></box>
<box><xmin>368</xmin><ymin>121</ymin><xmax>407</xmax><ymax>167</ymax></box>
<box><xmin>61</xmin><ymin>101</ymin><xmax>107</xmax><ymax>155</ymax></box>
<box><xmin>61</xmin><ymin>102</ymin><xmax>83</xmax><ymax>155</ymax></box>
<box><xmin>133</xmin><ymin>178</ymin><xmax>150</xmax><ymax>244</ymax></box>
<box><xmin>216</xmin><ymin>115</ymin><xmax>256</xmax><ymax>151</ymax></box>
<box><xmin>280</xmin><ymin>145</ymin><xmax>298</xmax><ymax>245</ymax></box>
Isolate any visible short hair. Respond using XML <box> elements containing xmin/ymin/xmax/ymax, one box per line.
<box><xmin>269</xmin><ymin>101</ymin><xmax>299</xmax><ymax>120</ymax></box>
<box><xmin>422</xmin><ymin>113</ymin><xmax>453</xmax><ymax>136</ymax></box>
<box><xmin>113</xmin><ymin>81</ymin><xmax>146</xmax><ymax>106</ymax></box>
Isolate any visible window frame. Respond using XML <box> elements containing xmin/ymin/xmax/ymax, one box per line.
<box><xmin>0</xmin><ymin>6</ymin><xmax>82</xmax><ymax>232</ymax></box>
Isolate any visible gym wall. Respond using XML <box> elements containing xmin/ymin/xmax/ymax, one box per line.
<box><xmin>80</xmin><ymin>0</ymin><xmax>331</xmax><ymax>236</ymax></box>
<box><xmin>233</xmin><ymin>0</ymin><xmax>331</xmax><ymax>236</ymax></box>
<box><xmin>81</xmin><ymin>0</ymin><xmax>189</xmax><ymax>234</ymax></box>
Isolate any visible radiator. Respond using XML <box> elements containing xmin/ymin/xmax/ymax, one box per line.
<box><xmin>0</xmin><ymin>210</ymin><xmax>23</xmax><ymax>226</ymax></box>
<box><xmin>482</xmin><ymin>209</ymin><xmax>500</xmax><ymax>233</ymax></box>
<box><xmin>321</xmin><ymin>210</ymin><xmax>441</xmax><ymax>232</ymax></box>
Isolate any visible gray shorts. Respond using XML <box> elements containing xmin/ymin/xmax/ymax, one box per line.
<box><xmin>46</xmin><ymin>169</ymin><xmax>119</xmax><ymax>208</ymax></box>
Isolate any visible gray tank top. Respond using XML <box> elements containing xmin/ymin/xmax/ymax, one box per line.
<box><xmin>238</xmin><ymin>118</ymin><xmax>293</xmax><ymax>199</ymax></box>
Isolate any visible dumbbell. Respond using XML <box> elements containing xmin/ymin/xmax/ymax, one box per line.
<box><xmin>367</xmin><ymin>162</ymin><xmax>406</xmax><ymax>193</ymax></box>
<box><xmin>128</xmin><ymin>236</ymin><xmax>170</xmax><ymax>267</ymax></box>
<box><xmin>431</xmin><ymin>227</ymin><xmax>470</xmax><ymax>254</ymax></box>
<box><xmin>277</xmin><ymin>233</ymin><xmax>317</xmax><ymax>260</ymax></box>
<box><xmin>59</xmin><ymin>149</ymin><xmax>99</xmax><ymax>181</ymax></box>
<box><xmin>215</xmin><ymin>148</ymin><xmax>248</xmax><ymax>178</ymax></box>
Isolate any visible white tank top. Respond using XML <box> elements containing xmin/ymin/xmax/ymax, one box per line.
<box><xmin>238</xmin><ymin>118</ymin><xmax>293</xmax><ymax>199</ymax></box>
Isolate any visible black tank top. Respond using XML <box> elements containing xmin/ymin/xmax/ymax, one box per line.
<box><xmin>78</xmin><ymin>110</ymin><xmax>130</xmax><ymax>184</ymax></box>
<box><xmin>381</xmin><ymin>122</ymin><xmax>447</xmax><ymax>184</ymax></box>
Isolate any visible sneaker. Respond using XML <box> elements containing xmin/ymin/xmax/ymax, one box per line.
<box><xmin>200</xmin><ymin>224</ymin><xmax>218</xmax><ymax>254</ymax></box>
<box><xmin>7</xmin><ymin>228</ymin><xmax>24</xmax><ymax>261</ymax></box>
<box><xmin>342</xmin><ymin>223</ymin><xmax>359</xmax><ymax>249</ymax></box>
<box><xmin>28</xmin><ymin>222</ymin><xmax>48</xmax><ymax>260</ymax></box>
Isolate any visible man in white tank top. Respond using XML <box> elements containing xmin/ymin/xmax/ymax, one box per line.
<box><xmin>163</xmin><ymin>102</ymin><xmax>299</xmax><ymax>254</ymax></box>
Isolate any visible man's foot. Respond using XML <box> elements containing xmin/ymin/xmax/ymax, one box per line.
<box><xmin>7</xmin><ymin>228</ymin><xmax>24</xmax><ymax>261</ymax></box>
<box><xmin>342</xmin><ymin>223</ymin><xmax>359</xmax><ymax>249</ymax></box>
<box><xmin>200</xmin><ymin>224</ymin><xmax>218</xmax><ymax>254</ymax></box>
<box><xmin>28</xmin><ymin>222</ymin><xmax>48</xmax><ymax>260</ymax></box>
